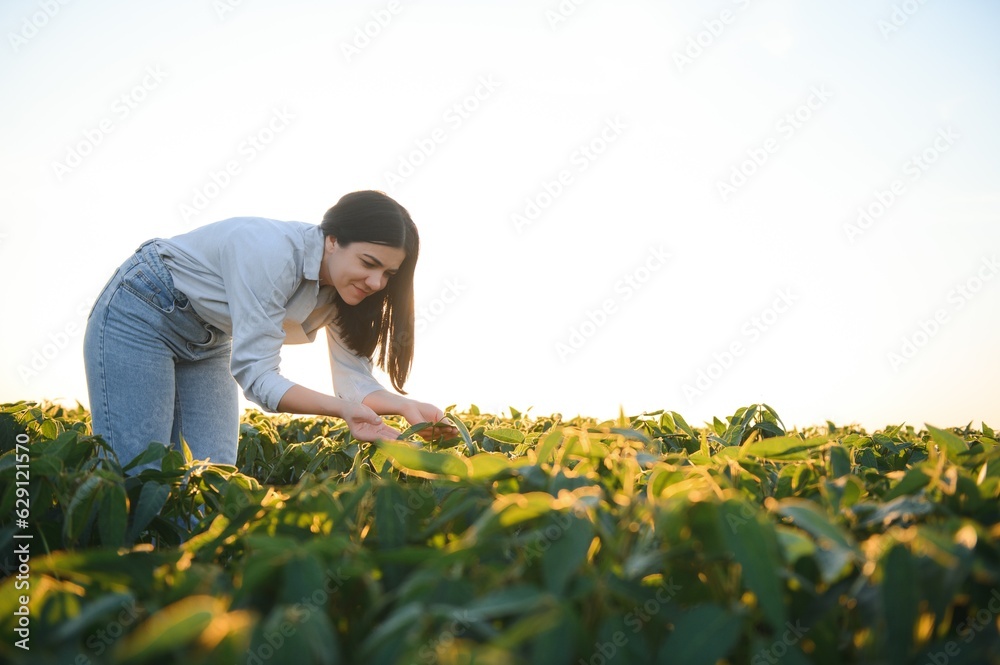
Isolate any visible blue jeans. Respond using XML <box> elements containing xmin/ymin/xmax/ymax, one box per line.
<box><xmin>83</xmin><ymin>240</ymin><xmax>238</xmax><ymax>469</ymax></box>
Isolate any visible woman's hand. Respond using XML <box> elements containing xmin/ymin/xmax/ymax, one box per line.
<box><xmin>398</xmin><ymin>400</ymin><xmax>459</xmax><ymax>441</ymax></box>
<box><xmin>341</xmin><ymin>401</ymin><xmax>401</xmax><ymax>442</ymax></box>
<box><xmin>362</xmin><ymin>391</ymin><xmax>459</xmax><ymax>441</ymax></box>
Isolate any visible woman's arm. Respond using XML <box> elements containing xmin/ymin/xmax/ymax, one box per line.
<box><xmin>277</xmin><ymin>383</ymin><xmax>343</xmax><ymax>417</ymax></box>
<box><xmin>361</xmin><ymin>389</ymin><xmax>415</xmax><ymax>416</ymax></box>
<box><xmin>278</xmin><ymin>384</ymin><xmax>400</xmax><ymax>441</ymax></box>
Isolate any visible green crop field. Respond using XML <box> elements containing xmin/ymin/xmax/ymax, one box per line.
<box><xmin>1</xmin><ymin>401</ymin><xmax>998</xmax><ymax>665</ymax></box>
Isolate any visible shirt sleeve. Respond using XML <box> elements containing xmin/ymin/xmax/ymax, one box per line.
<box><xmin>218</xmin><ymin>233</ymin><xmax>299</xmax><ymax>412</ymax></box>
<box><xmin>326</xmin><ymin>325</ymin><xmax>387</xmax><ymax>403</ymax></box>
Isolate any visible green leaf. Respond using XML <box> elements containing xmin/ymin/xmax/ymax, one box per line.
<box><xmin>65</xmin><ymin>475</ymin><xmax>104</xmax><ymax>543</ymax></box>
<box><xmin>122</xmin><ymin>441</ymin><xmax>170</xmax><ymax>472</ymax></box>
<box><xmin>375</xmin><ymin>481</ymin><xmax>408</xmax><ymax>548</ymax></box>
<box><xmin>670</xmin><ymin>411</ymin><xmax>699</xmax><ymax>443</ymax></box>
<box><xmin>445</xmin><ymin>412</ymin><xmax>479</xmax><ymax>455</ymax></box>
<box><xmin>396</xmin><ymin>421</ymin><xmax>432</xmax><ymax>439</ymax></box>
<box><xmin>467</xmin><ymin>452</ymin><xmax>515</xmax><ymax>480</ymax></box>
<box><xmin>179</xmin><ymin>433</ymin><xmax>194</xmax><ymax>464</ymax></box>
<box><xmin>722</xmin><ymin>406</ymin><xmax>757</xmax><ymax>445</ymax></box>
<box><xmin>718</xmin><ymin>501</ymin><xmax>787</xmax><ymax>630</ymax></box>
<box><xmin>774</xmin><ymin>526</ymin><xmax>816</xmax><ymax>564</ymax></box>
<box><xmin>742</xmin><ymin>436</ymin><xmax>828</xmax><ymax>460</ymax></box>
<box><xmin>51</xmin><ymin>591</ymin><xmax>137</xmax><ymax>643</ymax></box>
<box><xmin>535</xmin><ymin>428</ymin><xmax>563</xmax><ymax>465</ymax></box>
<box><xmin>882</xmin><ymin>543</ymin><xmax>918</xmax><ymax>664</ymax></box>
<box><xmin>541</xmin><ymin>515</ymin><xmax>594</xmax><ymax>595</ymax></box>
<box><xmin>774</xmin><ymin>499</ymin><xmax>854</xmax><ymax>548</ymax></box>
<box><xmin>491</xmin><ymin>605</ymin><xmax>569</xmax><ymax>654</ymax></box>
<box><xmin>856</xmin><ymin>495</ymin><xmax>936</xmax><ymax>529</ymax></box>
<box><xmin>39</xmin><ymin>418</ymin><xmax>59</xmax><ymax>440</ymax></box>
<box><xmin>926</xmin><ymin>424</ymin><xmax>968</xmax><ymax>459</ymax></box>
<box><xmin>249</xmin><ymin>607</ymin><xmax>310</xmax><ymax>663</ymax></box>
<box><xmin>98</xmin><ymin>482</ymin><xmax>128</xmax><ymax>548</ymax></box>
<box><xmin>369</xmin><ymin>446</ymin><xmax>390</xmax><ymax>473</ymax></box>
<box><xmin>774</xmin><ymin>499</ymin><xmax>857</xmax><ymax>583</ymax></box>
<box><xmin>280</xmin><ymin>552</ymin><xmax>326</xmax><ymax>606</ymax></box>
<box><xmin>461</xmin><ymin>585</ymin><xmax>549</xmax><ymax>621</ymax></box>
<box><xmin>183</xmin><ymin>513</ymin><xmax>233</xmax><ymax>558</ymax></box>
<box><xmin>829</xmin><ymin>445</ymin><xmax>851</xmax><ymax>478</ymax></box>
<box><xmin>657</xmin><ymin>604</ymin><xmax>742</xmax><ymax>665</ymax></box>
<box><xmin>357</xmin><ymin>602</ymin><xmax>425</xmax><ymax>657</ymax></box>
<box><xmin>35</xmin><ymin>430</ymin><xmax>79</xmax><ymax>461</ymax></box>
<box><xmin>295</xmin><ymin>607</ymin><xmax>341</xmax><ymax>665</ymax></box>
<box><xmin>128</xmin><ymin>482</ymin><xmax>171</xmax><ymax>543</ymax></box>
<box><xmin>114</xmin><ymin>596</ymin><xmax>223</xmax><ymax>663</ymax></box>
<box><xmin>30</xmin><ymin>453</ymin><xmax>63</xmax><ymax>476</ymax></box>
<box><xmin>611</xmin><ymin>427</ymin><xmax>653</xmax><ymax>446</ymax></box>
<box><xmin>494</xmin><ymin>492</ymin><xmax>557</xmax><ymax>529</ymax></box>
<box><xmin>882</xmin><ymin>467</ymin><xmax>930</xmax><ymax>502</ymax></box>
<box><xmin>29</xmin><ymin>549</ymin><xmax>178</xmax><ymax>594</ymax></box>
<box><xmin>484</xmin><ymin>428</ymin><xmax>525</xmax><ymax>445</ymax></box>
<box><xmin>377</xmin><ymin>439</ymin><xmax>470</xmax><ymax>480</ymax></box>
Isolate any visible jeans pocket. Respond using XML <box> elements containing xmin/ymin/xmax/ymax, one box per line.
<box><xmin>185</xmin><ymin>327</ymin><xmax>231</xmax><ymax>360</ymax></box>
<box><xmin>121</xmin><ymin>267</ymin><xmax>176</xmax><ymax>314</ymax></box>
<box><xmin>173</xmin><ymin>299</ymin><xmax>227</xmax><ymax>353</ymax></box>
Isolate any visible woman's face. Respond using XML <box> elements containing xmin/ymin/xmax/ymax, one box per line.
<box><xmin>321</xmin><ymin>237</ymin><xmax>406</xmax><ymax>305</ymax></box>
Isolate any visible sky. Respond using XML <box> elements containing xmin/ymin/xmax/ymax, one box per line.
<box><xmin>2</xmin><ymin>0</ymin><xmax>998</xmax><ymax>432</ymax></box>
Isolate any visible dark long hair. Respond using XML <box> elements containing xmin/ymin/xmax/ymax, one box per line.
<box><xmin>321</xmin><ymin>190</ymin><xmax>418</xmax><ymax>394</ymax></box>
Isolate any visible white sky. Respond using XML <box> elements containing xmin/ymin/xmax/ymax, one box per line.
<box><xmin>2</xmin><ymin>0</ymin><xmax>998</xmax><ymax>432</ymax></box>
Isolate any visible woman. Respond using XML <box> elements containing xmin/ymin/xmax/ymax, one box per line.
<box><xmin>84</xmin><ymin>190</ymin><xmax>454</xmax><ymax>469</ymax></box>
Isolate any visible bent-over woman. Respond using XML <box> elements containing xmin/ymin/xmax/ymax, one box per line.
<box><xmin>84</xmin><ymin>190</ymin><xmax>454</xmax><ymax>468</ymax></box>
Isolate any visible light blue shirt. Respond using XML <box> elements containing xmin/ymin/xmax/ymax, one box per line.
<box><xmin>155</xmin><ymin>217</ymin><xmax>385</xmax><ymax>412</ymax></box>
